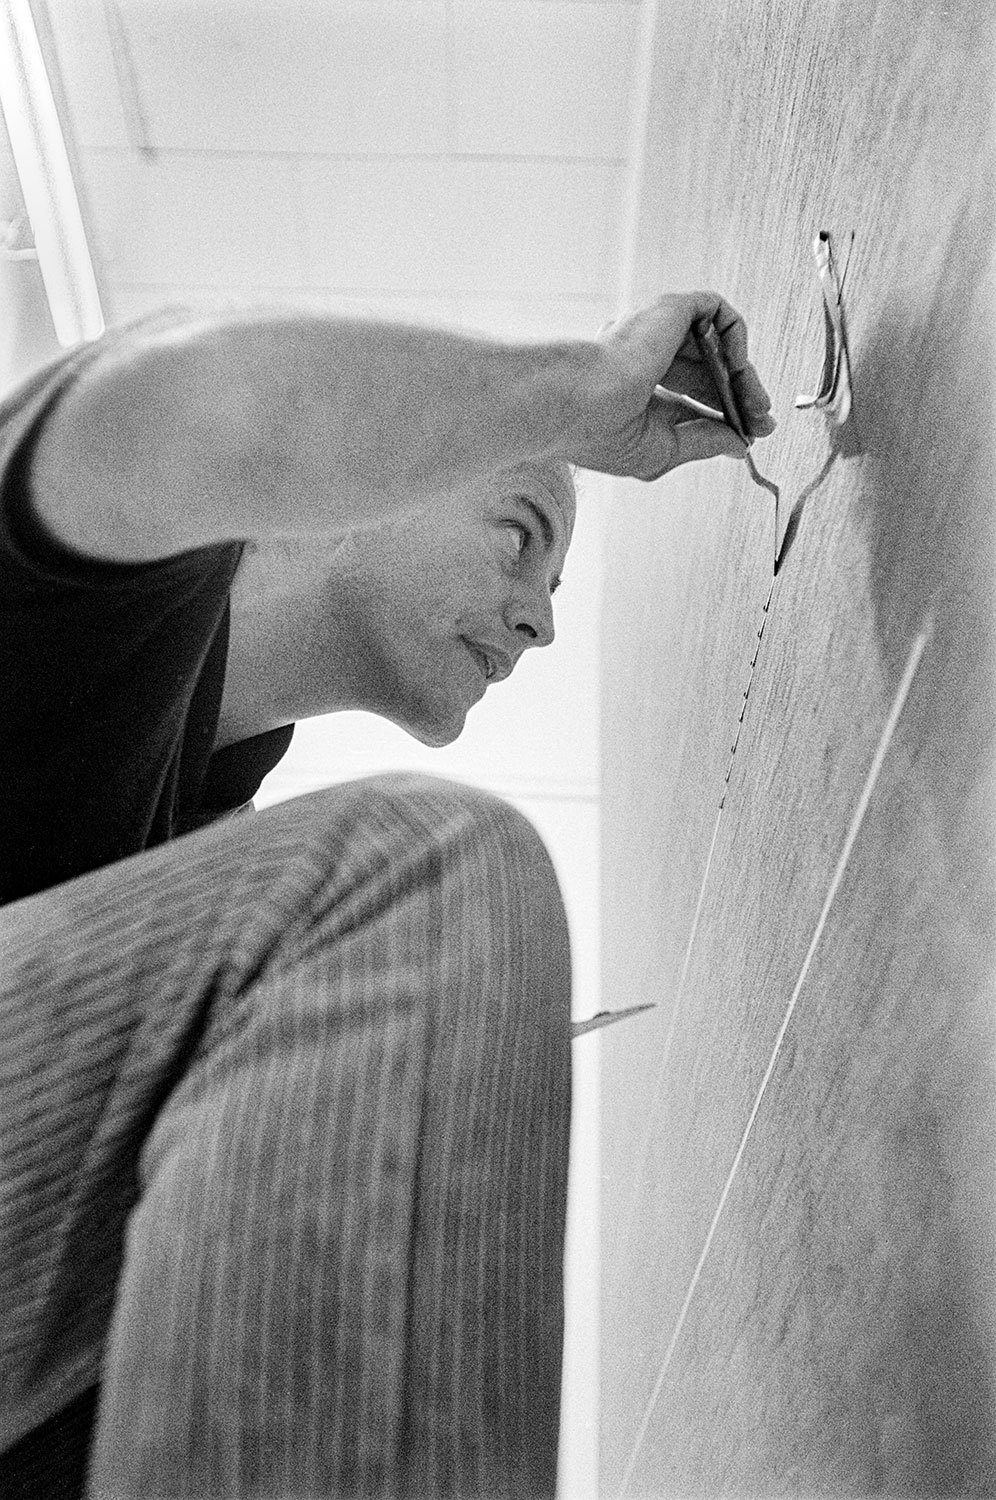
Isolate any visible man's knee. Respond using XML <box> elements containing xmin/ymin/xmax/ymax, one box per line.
<box><xmin>286</xmin><ymin>773</ymin><xmax>559</xmax><ymax>905</ymax></box>
<box><xmin>356</xmin><ymin>774</ymin><xmax>565</xmax><ymax>939</ymax></box>
<box><xmin>280</xmin><ymin>773</ymin><xmax>572</xmax><ymax>1025</ymax></box>
<box><xmin>305</xmin><ymin>770</ymin><xmax>550</xmax><ymax>857</ymax></box>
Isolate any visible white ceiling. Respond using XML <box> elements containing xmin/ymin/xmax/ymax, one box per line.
<box><xmin>37</xmin><ymin>0</ymin><xmax>643</xmax><ymax>342</ymax></box>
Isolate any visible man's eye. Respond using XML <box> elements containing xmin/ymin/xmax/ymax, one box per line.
<box><xmin>505</xmin><ymin>523</ymin><xmax>529</xmax><ymax>556</ymax></box>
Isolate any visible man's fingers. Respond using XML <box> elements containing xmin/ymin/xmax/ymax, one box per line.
<box><xmin>748</xmin><ymin>408</ymin><xmax>778</xmax><ymax>437</ymax></box>
<box><xmin>676</xmin><ymin>417</ymin><xmax>748</xmax><ymax>466</ymax></box>
<box><xmin>684</xmin><ymin>292</ymin><xmax>754</xmax><ymax>376</ymax></box>
<box><xmin>657</xmin><ymin>359</ymin><xmax>776</xmax><ymax>441</ymax></box>
<box><xmin>668</xmin><ymin>415</ymin><xmax>748</xmax><ymax>470</ymax></box>
<box><xmin>680</xmin><ymin>290</ymin><xmax>743</xmax><ymax>340</ymax></box>
<box><xmin>662</xmin><ymin>342</ymin><xmax>774</xmax><ymax>442</ymax></box>
<box><xmin>716</xmin><ymin>305</ymin><xmax>750</xmax><ymax>371</ymax></box>
<box><xmin>733</xmin><ymin>362</ymin><xmax>775</xmax><ymax>428</ymax></box>
<box><xmin>694</xmin><ymin>297</ymin><xmax>776</xmax><ymax>436</ymax></box>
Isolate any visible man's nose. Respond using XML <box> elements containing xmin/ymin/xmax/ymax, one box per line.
<box><xmin>508</xmin><ymin>588</ymin><xmax>555</xmax><ymax>650</ymax></box>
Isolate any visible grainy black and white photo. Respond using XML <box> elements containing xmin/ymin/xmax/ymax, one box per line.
<box><xmin>1</xmin><ymin>2</ymin><xmax>993</xmax><ymax>1497</ymax></box>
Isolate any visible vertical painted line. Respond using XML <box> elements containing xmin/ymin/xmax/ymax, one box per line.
<box><xmin>619</xmin><ymin>622</ymin><xmax>933</xmax><ymax>1496</ymax></box>
<box><xmin>615</xmin><ymin>573</ymin><xmax>773</xmax><ymax>1248</ymax></box>
<box><xmin>655</xmin><ymin>801</ymin><xmax>724</xmax><ymax>1072</ymax></box>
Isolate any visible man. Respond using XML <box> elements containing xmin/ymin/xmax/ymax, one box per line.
<box><xmin>0</xmin><ymin>293</ymin><xmax>774</xmax><ymax>1497</ymax></box>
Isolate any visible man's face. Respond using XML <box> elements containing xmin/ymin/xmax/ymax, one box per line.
<box><xmin>336</xmin><ymin>458</ymin><xmax>576</xmax><ymax>745</ymax></box>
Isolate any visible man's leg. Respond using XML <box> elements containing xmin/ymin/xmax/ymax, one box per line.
<box><xmin>0</xmin><ymin>774</ymin><xmax>571</xmax><ymax>1498</ymax></box>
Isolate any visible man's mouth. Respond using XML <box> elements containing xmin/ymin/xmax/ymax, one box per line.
<box><xmin>463</xmin><ymin>641</ymin><xmax>511</xmax><ymax>684</ymax></box>
<box><xmin>465</xmin><ymin>642</ymin><xmax>495</xmax><ymax>681</ymax></box>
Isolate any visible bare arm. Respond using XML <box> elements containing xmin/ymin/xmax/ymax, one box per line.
<box><xmin>29</xmin><ymin>293</ymin><xmax>774</xmax><ymax>562</ymax></box>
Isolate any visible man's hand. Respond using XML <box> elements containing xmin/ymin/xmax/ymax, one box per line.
<box><xmin>564</xmin><ymin>291</ymin><xmax>776</xmax><ymax>480</ymax></box>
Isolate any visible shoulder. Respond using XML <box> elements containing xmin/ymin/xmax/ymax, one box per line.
<box><xmin>26</xmin><ymin>310</ymin><xmax>253</xmax><ymax>564</ymax></box>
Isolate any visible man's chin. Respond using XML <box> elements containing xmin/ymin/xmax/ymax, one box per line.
<box><xmin>394</xmin><ymin>704</ymin><xmax>468</xmax><ymax>749</ymax></box>
<box><xmin>417</xmin><ymin>717</ymin><xmax>465</xmax><ymax>749</ymax></box>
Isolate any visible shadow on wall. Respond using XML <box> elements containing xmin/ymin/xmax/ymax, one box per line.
<box><xmin>853</xmin><ymin>185</ymin><xmax>995</xmax><ymax>891</ymax></box>
<box><xmin>840</xmin><ymin>187</ymin><xmax>996</xmax><ymax>1494</ymax></box>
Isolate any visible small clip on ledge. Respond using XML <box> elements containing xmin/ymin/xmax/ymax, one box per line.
<box><xmin>795</xmin><ymin>231</ymin><xmax>853</xmax><ymax>425</ymax></box>
<box><xmin>776</xmin><ymin>231</ymin><xmax>855</xmax><ymax>575</ymax></box>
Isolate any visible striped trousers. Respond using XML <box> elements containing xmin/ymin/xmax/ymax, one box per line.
<box><xmin>0</xmin><ymin>774</ymin><xmax>572</xmax><ymax>1499</ymax></box>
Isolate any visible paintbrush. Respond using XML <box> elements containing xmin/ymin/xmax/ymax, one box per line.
<box><xmin>690</xmin><ymin>316</ymin><xmax>781</xmax><ymax>573</ymax></box>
